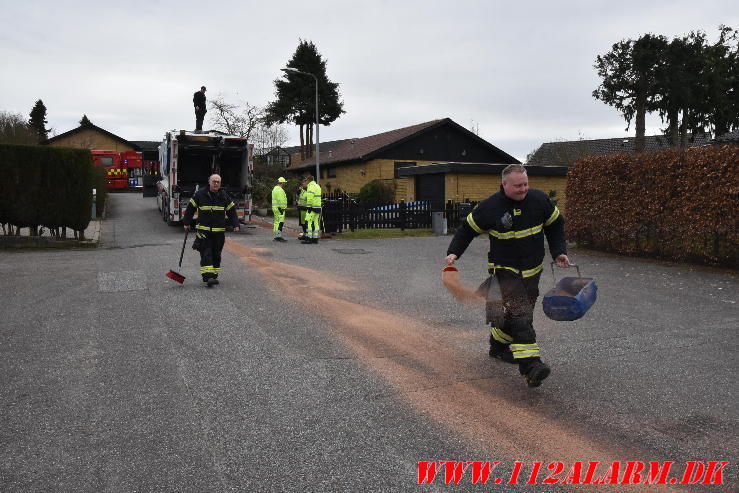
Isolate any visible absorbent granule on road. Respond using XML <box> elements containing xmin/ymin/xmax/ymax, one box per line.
<box><xmin>224</xmin><ymin>238</ymin><xmax>663</xmax><ymax>492</ymax></box>
<box><xmin>441</xmin><ymin>268</ymin><xmax>484</xmax><ymax>306</ymax></box>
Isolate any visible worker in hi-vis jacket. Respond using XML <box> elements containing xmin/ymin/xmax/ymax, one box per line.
<box><xmin>302</xmin><ymin>174</ymin><xmax>322</xmax><ymax>244</ymax></box>
<box><xmin>271</xmin><ymin>177</ymin><xmax>288</xmax><ymax>242</ymax></box>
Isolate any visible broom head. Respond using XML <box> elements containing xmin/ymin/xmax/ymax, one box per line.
<box><xmin>166</xmin><ymin>270</ymin><xmax>186</xmax><ymax>284</ymax></box>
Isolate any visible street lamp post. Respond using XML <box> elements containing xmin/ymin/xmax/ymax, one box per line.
<box><xmin>281</xmin><ymin>67</ymin><xmax>319</xmax><ymax>183</ymax></box>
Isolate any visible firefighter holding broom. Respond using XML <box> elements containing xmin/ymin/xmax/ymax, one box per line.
<box><xmin>183</xmin><ymin>174</ymin><xmax>239</xmax><ymax>287</ymax></box>
<box><xmin>445</xmin><ymin>164</ymin><xmax>570</xmax><ymax>388</ymax></box>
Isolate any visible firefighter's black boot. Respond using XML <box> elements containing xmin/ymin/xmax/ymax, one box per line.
<box><xmin>489</xmin><ymin>335</ymin><xmax>515</xmax><ymax>363</ymax></box>
<box><xmin>519</xmin><ymin>359</ymin><xmax>550</xmax><ymax>388</ymax></box>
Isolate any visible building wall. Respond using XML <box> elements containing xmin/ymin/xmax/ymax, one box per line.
<box><xmin>445</xmin><ymin>174</ymin><xmax>498</xmax><ymax>203</ymax></box>
<box><xmin>317</xmin><ymin>159</ymin><xmax>438</xmax><ymax>196</ymax></box>
<box><xmin>297</xmin><ymin>159</ymin><xmax>568</xmax><ymax>208</ymax></box>
<box><xmin>47</xmin><ymin>129</ymin><xmax>135</xmax><ymax>151</ymax></box>
<box><xmin>528</xmin><ymin>176</ymin><xmax>568</xmax><ymax>211</ymax></box>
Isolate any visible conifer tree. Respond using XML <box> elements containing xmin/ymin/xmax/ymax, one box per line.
<box><xmin>265</xmin><ymin>40</ymin><xmax>345</xmax><ymax>159</ymax></box>
<box><xmin>593</xmin><ymin>34</ymin><xmax>667</xmax><ymax>152</ymax></box>
<box><xmin>28</xmin><ymin>99</ymin><xmax>49</xmax><ymax>141</ymax></box>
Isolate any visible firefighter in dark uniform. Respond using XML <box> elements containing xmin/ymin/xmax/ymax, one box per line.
<box><xmin>446</xmin><ymin>164</ymin><xmax>570</xmax><ymax>387</ymax></box>
<box><xmin>183</xmin><ymin>174</ymin><xmax>240</xmax><ymax>287</ymax></box>
<box><xmin>193</xmin><ymin>85</ymin><xmax>207</xmax><ymax>132</ymax></box>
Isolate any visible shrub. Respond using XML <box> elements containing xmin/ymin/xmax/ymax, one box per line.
<box><xmin>357</xmin><ymin>179</ymin><xmax>396</xmax><ymax>204</ymax></box>
<box><xmin>566</xmin><ymin>145</ymin><xmax>738</xmax><ymax>267</ymax></box>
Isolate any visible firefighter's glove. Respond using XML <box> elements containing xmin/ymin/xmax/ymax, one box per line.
<box><xmin>499</xmin><ymin>212</ymin><xmax>513</xmax><ymax>230</ymax></box>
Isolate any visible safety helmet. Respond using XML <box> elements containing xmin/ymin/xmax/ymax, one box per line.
<box><xmin>277</xmin><ymin>177</ymin><xmax>287</xmax><ymax>183</ymax></box>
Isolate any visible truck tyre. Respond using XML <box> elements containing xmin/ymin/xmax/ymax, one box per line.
<box><xmin>164</xmin><ymin>203</ymin><xmax>178</xmax><ymax>226</ymax></box>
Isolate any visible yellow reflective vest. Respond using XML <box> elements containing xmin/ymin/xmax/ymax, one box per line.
<box><xmin>305</xmin><ymin>181</ymin><xmax>322</xmax><ymax>210</ymax></box>
<box><xmin>271</xmin><ymin>185</ymin><xmax>287</xmax><ymax>209</ymax></box>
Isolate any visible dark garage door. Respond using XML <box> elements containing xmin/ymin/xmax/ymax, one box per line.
<box><xmin>415</xmin><ymin>174</ymin><xmax>445</xmax><ymax>205</ymax></box>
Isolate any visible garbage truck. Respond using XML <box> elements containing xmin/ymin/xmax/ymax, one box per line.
<box><xmin>156</xmin><ymin>130</ymin><xmax>253</xmax><ymax>225</ymax></box>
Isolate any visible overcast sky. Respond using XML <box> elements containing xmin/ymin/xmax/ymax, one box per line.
<box><xmin>2</xmin><ymin>1</ymin><xmax>736</xmax><ymax>161</ymax></box>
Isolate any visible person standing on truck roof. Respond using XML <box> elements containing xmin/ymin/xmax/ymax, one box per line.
<box><xmin>183</xmin><ymin>174</ymin><xmax>240</xmax><ymax>287</ymax></box>
<box><xmin>193</xmin><ymin>85</ymin><xmax>207</xmax><ymax>133</ymax></box>
<box><xmin>445</xmin><ymin>164</ymin><xmax>570</xmax><ymax>388</ymax></box>
<box><xmin>301</xmin><ymin>175</ymin><xmax>322</xmax><ymax>244</ymax></box>
<box><xmin>272</xmin><ymin>177</ymin><xmax>288</xmax><ymax>242</ymax></box>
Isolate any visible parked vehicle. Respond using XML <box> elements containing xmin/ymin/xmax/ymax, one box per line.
<box><xmin>121</xmin><ymin>150</ymin><xmax>143</xmax><ymax>189</ymax></box>
<box><xmin>156</xmin><ymin>130</ymin><xmax>253</xmax><ymax>226</ymax></box>
<box><xmin>91</xmin><ymin>150</ymin><xmax>128</xmax><ymax>190</ymax></box>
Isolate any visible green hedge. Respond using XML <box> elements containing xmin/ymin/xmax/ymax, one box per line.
<box><xmin>0</xmin><ymin>144</ymin><xmax>96</xmax><ymax>236</ymax></box>
<box><xmin>566</xmin><ymin>145</ymin><xmax>738</xmax><ymax>267</ymax></box>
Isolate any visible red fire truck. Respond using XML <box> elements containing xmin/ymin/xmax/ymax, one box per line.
<box><xmin>91</xmin><ymin>150</ymin><xmax>127</xmax><ymax>190</ymax></box>
<box><xmin>91</xmin><ymin>150</ymin><xmax>145</xmax><ymax>191</ymax></box>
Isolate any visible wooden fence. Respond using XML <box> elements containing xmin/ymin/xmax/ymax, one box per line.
<box><xmin>321</xmin><ymin>193</ymin><xmax>476</xmax><ymax>233</ymax></box>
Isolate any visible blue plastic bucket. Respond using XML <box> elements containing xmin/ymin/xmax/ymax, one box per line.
<box><xmin>542</xmin><ymin>264</ymin><xmax>597</xmax><ymax>321</ymax></box>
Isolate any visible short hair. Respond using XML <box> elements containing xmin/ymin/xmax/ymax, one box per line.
<box><xmin>208</xmin><ymin>174</ymin><xmax>221</xmax><ymax>183</ymax></box>
<box><xmin>502</xmin><ymin>164</ymin><xmax>526</xmax><ymax>181</ymax></box>
<box><xmin>306</xmin><ymin>174</ymin><xmax>314</xmax><ymax>181</ymax></box>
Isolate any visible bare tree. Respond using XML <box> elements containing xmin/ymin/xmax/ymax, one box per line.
<box><xmin>252</xmin><ymin>122</ymin><xmax>290</xmax><ymax>157</ymax></box>
<box><xmin>208</xmin><ymin>94</ymin><xmax>263</xmax><ymax>141</ymax></box>
<box><xmin>0</xmin><ymin>111</ymin><xmax>38</xmax><ymax>144</ymax></box>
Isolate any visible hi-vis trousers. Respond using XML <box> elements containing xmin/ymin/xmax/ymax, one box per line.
<box><xmin>305</xmin><ymin>211</ymin><xmax>321</xmax><ymax>239</ymax></box>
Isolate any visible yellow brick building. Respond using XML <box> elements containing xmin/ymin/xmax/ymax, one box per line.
<box><xmin>287</xmin><ymin>118</ymin><xmax>568</xmax><ymax>206</ymax></box>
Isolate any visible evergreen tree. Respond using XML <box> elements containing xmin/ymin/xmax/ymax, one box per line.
<box><xmin>28</xmin><ymin>99</ymin><xmax>49</xmax><ymax>141</ymax></box>
<box><xmin>593</xmin><ymin>34</ymin><xmax>668</xmax><ymax>152</ymax></box>
<box><xmin>697</xmin><ymin>26</ymin><xmax>739</xmax><ymax>138</ymax></box>
<box><xmin>79</xmin><ymin>114</ymin><xmax>93</xmax><ymax>127</ymax></box>
<box><xmin>265</xmin><ymin>39</ymin><xmax>345</xmax><ymax>159</ymax></box>
<box><xmin>654</xmin><ymin>34</ymin><xmax>702</xmax><ymax>146</ymax></box>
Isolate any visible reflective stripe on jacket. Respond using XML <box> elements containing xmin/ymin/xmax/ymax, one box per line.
<box><xmin>183</xmin><ymin>187</ymin><xmax>238</xmax><ymax>232</ymax></box>
<box><xmin>447</xmin><ymin>187</ymin><xmax>566</xmax><ymax>274</ymax></box>
<box><xmin>305</xmin><ymin>181</ymin><xmax>322</xmax><ymax>209</ymax></box>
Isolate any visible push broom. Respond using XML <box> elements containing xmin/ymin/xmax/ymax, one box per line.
<box><xmin>165</xmin><ymin>229</ymin><xmax>189</xmax><ymax>284</ymax></box>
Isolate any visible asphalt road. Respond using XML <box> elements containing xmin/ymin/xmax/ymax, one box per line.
<box><xmin>1</xmin><ymin>193</ymin><xmax>737</xmax><ymax>492</ymax></box>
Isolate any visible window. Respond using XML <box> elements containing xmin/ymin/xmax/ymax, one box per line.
<box><xmin>327</xmin><ymin>167</ymin><xmax>336</xmax><ymax>178</ymax></box>
<box><xmin>394</xmin><ymin>161</ymin><xmax>416</xmax><ymax>178</ymax></box>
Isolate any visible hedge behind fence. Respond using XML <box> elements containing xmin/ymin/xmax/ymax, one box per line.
<box><xmin>566</xmin><ymin>145</ymin><xmax>738</xmax><ymax>267</ymax></box>
<box><xmin>0</xmin><ymin>144</ymin><xmax>97</xmax><ymax>237</ymax></box>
